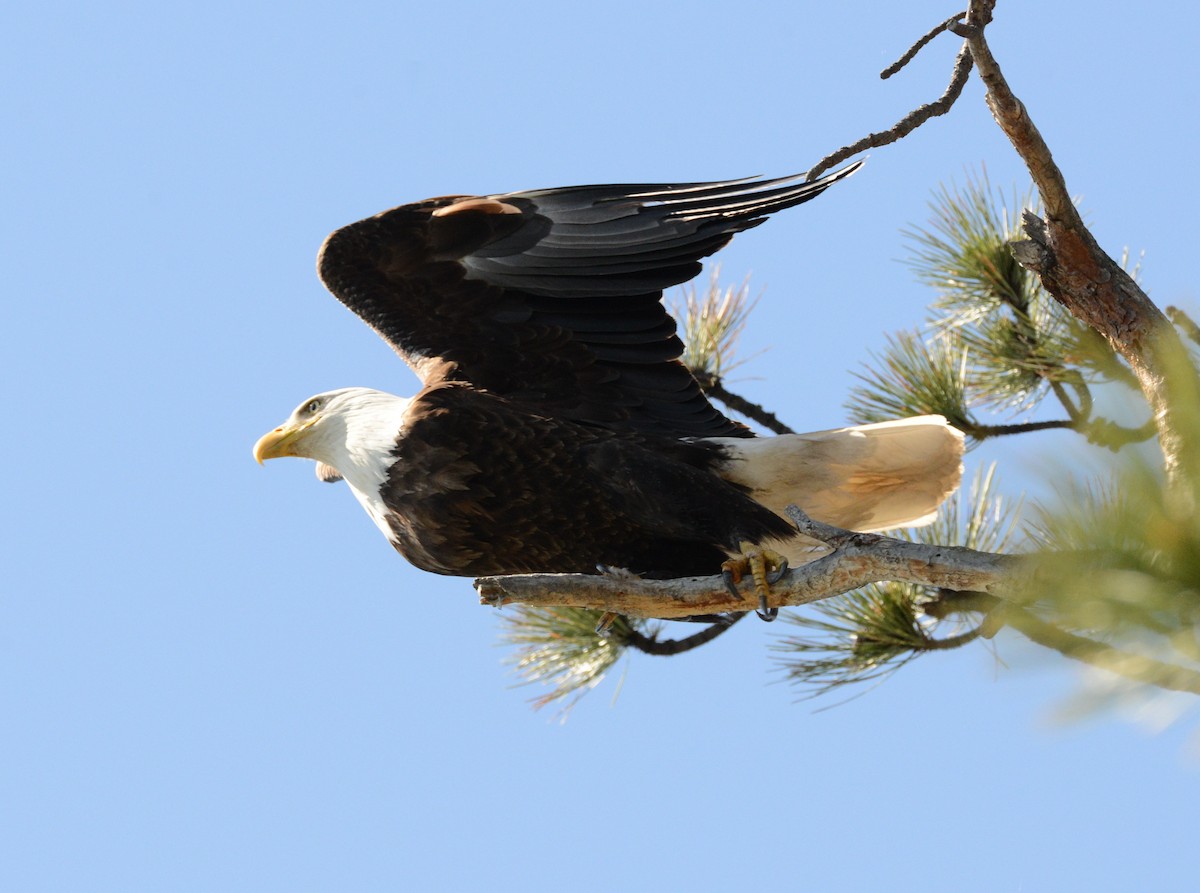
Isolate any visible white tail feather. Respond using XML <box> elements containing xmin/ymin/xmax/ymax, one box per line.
<box><xmin>708</xmin><ymin>415</ymin><xmax>964</xmax><ymax>561</ymax></box>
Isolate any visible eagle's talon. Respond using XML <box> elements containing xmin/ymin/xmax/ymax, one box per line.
<box><xmin>767</xmin><ymin>557</ymin><xmax>789</xmax><ymax>585</ymax></box>
<box><xmin>759</xmin><ymin>554</ymin><xmax>784</xmax><ymax>620</ymax></box>
<box><xmin>724</xmin><ymin>541</ymin><xmax>787</xmax><ymax>620</ymax></box>
<box><xmin>722</xmin><ymin>568</ymin><xmax>742</xmax><ymax>600</ymax></box>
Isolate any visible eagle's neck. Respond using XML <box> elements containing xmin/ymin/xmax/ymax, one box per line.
<box><xmin>323</xmin><ymin>390</ymin><xmax>412</xmax><ymax>539</ymax></box>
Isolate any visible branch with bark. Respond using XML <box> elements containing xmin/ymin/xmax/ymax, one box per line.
<box><xmin>479</xmin><ymin>508</ymin><xmax>1029</xmax><ymax>620</ymax></box>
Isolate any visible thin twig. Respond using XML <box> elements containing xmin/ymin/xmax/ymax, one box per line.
<box><xmin>1049</xmin><ymin>380</ymin><xmax>1086</xmax><ymax>423</ymax></box>
<box><xmin>618</xmin><ymin>614</ymin><xmax>745</xmax><ymax>656</ymax></box>
<box><xmin>697</xmin><ymin>374</ymin><xmax>795</xmax><ymax>434</ymax></box>
<box><xmin>967</xmin><ymin>418</ymin><xmax>1076</xmax><ymax>438</ymax></box>
<box><xmin>807</xmin><ymin>25</ymin><xmax>974</xmax><ymax>180</ymax></box>
<box><xmin>881</xmin><ymin>10</ymin><xmax>968</xmax><ymax>79</ymax></box>
<box><xmin>962</xmin><ymin>414</ymin><xmax>1152</xmax><ymax>447</ymax></box>
<box><xmin>920</xmin><ymin>625</ymin><xmax>986</xmax><ymax>650</ymax></box>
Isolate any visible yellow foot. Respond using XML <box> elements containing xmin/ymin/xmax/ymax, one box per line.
<box><xmin>720</xmin><ymin>541</ymin><xmax>789</xmax><ymax>622</ymax></box>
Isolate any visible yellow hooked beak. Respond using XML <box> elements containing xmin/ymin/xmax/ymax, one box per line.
<box><xmin>253</xmin><ymin>418</ymin><xmax>317</xmax><ymax>465</ymax></box>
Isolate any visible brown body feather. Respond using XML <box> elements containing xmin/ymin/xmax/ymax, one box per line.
<box><xmin>380</xmin><ymin>384</ymin><xmax>794</xmax><ymax>577</ymax></box>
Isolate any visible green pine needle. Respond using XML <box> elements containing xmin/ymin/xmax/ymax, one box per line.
<box><xmin>1019</xmin><ymin>458</ymin><xmax>1200</xmax><ymax>684</ymax></box>
<box><xmin>671</xmin><ymin>267</ymin><xmax>761</xmax><ymax>380</ymax></box>
<box><xmin>773</xmin><ymin>465</ymin><xmax>1019</xmax><ymax>698</ymax></box>
<box><xmin>1028</xmin><ymin>464</ymin><xmax>1200</xmax><ymax>642</ymax></box>
<box><xmin>771</xmin><ymin>583</ymin><xmax>931</xmax><ymax>695</ymax></box>
<box><xmin>906</xmin><ymin>172</ymin><xmax>1084</xmax><ymax>411</ymax></box>
<box><xmin>845</xmin><ymin>329</ymin><xmax>974</xmax><ymax>430</ymax></box>
<box><xmin>904</xmin><ymin>170</ymin><xmax>1037</xmax><ymax>319</ymax></box>
<box><xmin>856</xmin><ymin>172</ymin><xmax>1134</xmax><ymax>427</ymax></box>
<box><xmin>499</xmin><ymin>606</ymin><xmax>645</xmax><ymax>714</ymax></box>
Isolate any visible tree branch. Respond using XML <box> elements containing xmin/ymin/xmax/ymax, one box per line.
<box><xmin>961</xmin><ymin>415</ymin><xmax>1154</xmax><ymax>447</ymax></box>
<box><xmin>922</xmin><ymin>589</ymin><xmax>1200</xmax><ymax>694</ymax></box>
<box><xmin>477</xmin><ymin>507</ymin><xmax>1030</xmax><ymax>620</ymax></box>
<box><xmin>966</xmin><ymin>418</ymin><xmax>1077</xmax><ymax>438</ymax></box>
<box><xmin>806</xmin><ymin>14</ymin><xmax>974</xmax><ymax>181</ymax></box>
<box><xmin>999</xmin><ymin>606</ymin><xmax>1200</xmax><ymax>695</ymax></box>
<box><xmin>881</xmin><ymin>11</ymin><xmax>968</xmax><ymax>79</ymax></box>
<box><xmin>695</xmin><ymin>372</ymin><xmax>795</xmax><ymax>435</ymax></box>
<box><xmin>956</xmin><ymin>0</ymin><xmax>1200</xmax><ymax>489</ymax></box>
<box><xmin>618</xmin><ymin>614</ymin><xmax>745</xmax><ymax>656</ymax></box>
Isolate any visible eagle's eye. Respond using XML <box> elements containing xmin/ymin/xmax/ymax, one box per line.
<box><xmin>304</xmin><ymin>399</ymin><xmax>322</xmax><ymax>415</ymax></box>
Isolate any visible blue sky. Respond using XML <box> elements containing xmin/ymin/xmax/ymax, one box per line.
<box><xmin>4</xmin><ymin>1</ymin><xmax>1198</xmax><ymax>890</ymax></box>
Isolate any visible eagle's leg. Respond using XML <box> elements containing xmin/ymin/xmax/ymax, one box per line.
<box><xmin>721</xmin><ymin>541</ymin><xmax>788</xmax><ymax>622</ymax></box>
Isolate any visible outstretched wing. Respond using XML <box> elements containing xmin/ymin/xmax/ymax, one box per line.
<box><xmin>316</xmin><ymin>162</ymin><xmax>860</xmax><ymax>438</ymax></box>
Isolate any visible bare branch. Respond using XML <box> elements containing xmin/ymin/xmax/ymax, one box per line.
<box><xmin>618</xmin><ymin>614</ymin><xmax>745</xmax><ymax>656</ymax></box>
<box><xmin>881</xmin><ymin>10</ymin><xmax>968</xmax><ymax>79</ymax></box>
<box><xmin>478</xmin><ymin>507</ymin><xmax>1030</xmax><ymax>620</ymax></box>
<box><xmin>695</xmin><ymin>372</ymin><xmax>795</xmax><ymax>435</ymax></box>
<box><xmin>807</xmin><ymin>17</ymin><xmax>974</xmax><ymax>181</ymax></box>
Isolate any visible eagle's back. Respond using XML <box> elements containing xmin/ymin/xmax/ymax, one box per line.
<box><xmin>377</xmin><ymin>383</ymin><xmax>793</xmax><ymax>577</ymax></box>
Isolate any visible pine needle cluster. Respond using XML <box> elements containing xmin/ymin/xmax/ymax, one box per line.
<box><xmin>847</xmin><ymin>171</ymin><xmax>1150</xmax><ymax>447</ymax></box>
<box><xmin>772</xmin><ymin>465</ymin><xmax>1019</xmax><ymax>696</ymax></box>
<box><xmin>499</xmin><ymin>606</ymin><xmax>646</xmax><ymax>714</ymax></box>
<box><xmin>1022</xmin><ymin>429</ymin><xmax>1200</xmax><ymax>691</ymax></box>
<box><xmin>672</xmin><ymin>266</ymin><xmax>760</xmax><ymax>381</ymax></box>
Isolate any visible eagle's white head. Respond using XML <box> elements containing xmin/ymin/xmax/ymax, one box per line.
<box><xmin>254</xmin><ymin>387</ymin><xmax>412</xmax><ymax>497</ymax></box>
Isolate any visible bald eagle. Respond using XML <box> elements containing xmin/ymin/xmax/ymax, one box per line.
<box><xmin>254</xmin><ymin>164</ymin><xmax>963</xmax><ymax>618</ymax></box>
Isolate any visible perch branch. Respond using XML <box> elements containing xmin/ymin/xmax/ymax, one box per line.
<box><xmin>477</xmin><ymin>507</ymin><xmax>1030</xmax><ymax>620</ymax></box>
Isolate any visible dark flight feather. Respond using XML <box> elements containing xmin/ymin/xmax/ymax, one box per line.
<box><xmin>316</xmin><ymin>163</ymin><xmax>861</xmax><ymax>439</ymax></box>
